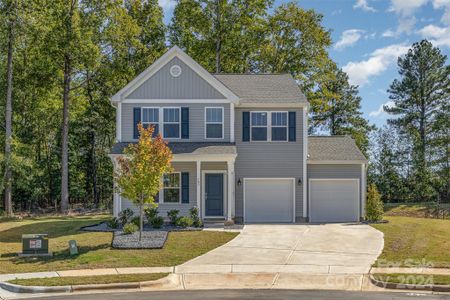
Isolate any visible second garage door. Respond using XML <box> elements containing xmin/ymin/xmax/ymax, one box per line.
<box><xmin>309</xmin><ymin>179</ymin><xmax>360</xmax><ymax>223</ymax></box>
<box><xmin>244</xmin><ymin>178</ymin><xmax>294</xmax><ymax>223</ymax></box>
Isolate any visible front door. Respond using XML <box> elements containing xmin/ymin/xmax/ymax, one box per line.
<box><xmin>205</xmin><ymin>173</ymin><xmax>224</xmax><ymax>216</ymax></box>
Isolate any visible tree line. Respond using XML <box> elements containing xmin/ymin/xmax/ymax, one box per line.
<box><xmin>0</xmin><ymin>0</ymin><xmax>446</xmax><ymax>215</ymax></box>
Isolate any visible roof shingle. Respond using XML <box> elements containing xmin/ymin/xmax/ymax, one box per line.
<box><xmin>308</xmin><ymin>136</ymin><xmax>367</xmax><ymax>162</ymax></box>
<box><xmin>111</xmin><ymin>142</ymin><xmax>236</xmax><ymax>155</ymax></box>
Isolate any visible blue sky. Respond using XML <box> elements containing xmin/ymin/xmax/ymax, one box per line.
<box><xmin>159</xmin><ymin>0</ymin><xmax>450</xmax><ymax>127</ymax></box>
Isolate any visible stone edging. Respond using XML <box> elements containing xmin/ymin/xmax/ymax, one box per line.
<box><xmin>369</xmin><ymin>274</ymin><xmax>450</xmax><ymax>292</ymax></box>
<box><xmin>0</xmin><ymin>274</ymin><xmax>177</xmax><ymax>294</ymax></box>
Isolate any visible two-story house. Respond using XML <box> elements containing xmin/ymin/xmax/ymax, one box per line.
<box><xmin>110</xmin><ymin>46</ymin><xmax>368</xmax><ymax>223</ymax></box>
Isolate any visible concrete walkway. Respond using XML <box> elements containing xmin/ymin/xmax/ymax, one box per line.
<box><xmin>180</xmin><ymin>223</ymin><xmax>384</xmax><ymax>275</ymax></box>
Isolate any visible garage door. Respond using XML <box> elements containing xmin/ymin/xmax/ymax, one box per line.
<box><xmin>244</xmin><ymin>179</ymin><xmax>294</xmax><ymax>223</ymax></box>
<box><xmin>310</xmin><ymin>179</ymin><xmax>359</xmax><ymax>223</ymax></box>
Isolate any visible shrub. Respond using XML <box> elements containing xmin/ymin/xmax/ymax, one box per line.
<box><xmin>144</xmin><ymin>206</ymin><xmax>159</xmax><ymax>221</ymax></box>
<box><xmin>366</xmin><ymin>184</ymin><xmax>384</xmax><ymax>222</ymax></box>
<box><xmin>167</xmin><ymin>209</ymin><xmax>180</xmax><ymax>225</ymax></box>
<box><xmin>123</xmin><ymin>223</ymin><xmax>138</xmax><ymax>234</ymax></box>
<box><xmin>150</xmin><ymin>216</ymin><xmax>165</xmax><ymax>228</ymax></box>
<box><xmin>106</xmin><ymin>217</ymin><xmax>119</xmax><ymax>229</ymax></box>
<box><xmin>118</xmin><ymin>208</ymin><xmax>134</xmax><ymax>226</ymax></box>
<box><xmin>130</xmin><ymin>216</ymin><xmax>140</xmax><ymax>227</ymax></box>
<box><xmin>189</xmin><ymin>207</ymin><xmax>203</xmax><ymax>228</ymax></box>
<box><xmin>176</xmin><ymin>216</ymin><xmax>194</xmax><ymax>228</ymax></box>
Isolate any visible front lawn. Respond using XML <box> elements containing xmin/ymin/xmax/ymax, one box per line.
<box><xmin>371</xmin><ymin>216</ymin><xmax>450</xmax><ymax>268</ymax></box>
<box><xmin>0</xmin><ymin>215</ymin><xmax>238</xmax><ymax>274</ymax></box>
<box><xmin>373</xmin><ymin>273</ymin><xmax>450</xmax><ymax>286</ymax></box>
<box><xmin>8</xmin><ymin>273</ymin><xmax>168</xmax><ymax>286</ymax></box>
<box><xmin>384</xmin><ymin>202</ymin><xmax>450</xmax><ymax>219</ymax></box>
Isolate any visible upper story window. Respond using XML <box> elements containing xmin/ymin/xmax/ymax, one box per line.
<box><xmin>251</xmin><ymin>112</ymin><xmax>268</xmax><ymax>141</ymax></box>
<box><xmin>163</xmin><ymin>173</ymin><xmax>180</xmax><ymax>203</ymax></box>
<box><xmin>250</xmin><ymin>111</ymin><xmax>288</xmax><ymax>142</ymax></box>
<box><xmin>142</xmin><ymin>108</ymin><xmax>159</xmax><ymax>136</ymax></box>
<box><xmin>205</xmin><ymin>107</ymin><xmax>224</xmax><ymax>139</ymax></box>
<box><xmin>271</xmin><ymin>112</ymin><xmax>288</xmax><ymax>141</ymax></box>
<box><xmin>163</xmin><ymin>108</ymin><xmax>180</xmax><ymax>138</ymax></box>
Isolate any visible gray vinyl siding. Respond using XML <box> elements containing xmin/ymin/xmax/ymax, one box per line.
<box><xmin>120</xmin><ymin>162</ymin><xmax>228</xmax><ymax>219</ymax></box>
<box><xmin>121</xmin><ymin>103</ymin><xmax>230</xmax><ymax>142</ymax></box>
<box><xmin>307</xmin><ymin>164</ymin><xmax>363</xmax><ymax>217</ymax></box>
<box><xmin>234</xmin><ymin>108</ymin><xmax>305</xmax><ymax>220</ymax></box>
<box><xmin>126</xmin><ymin>57</ymin><xmax>226</xmax><ymax>99</ymax></box>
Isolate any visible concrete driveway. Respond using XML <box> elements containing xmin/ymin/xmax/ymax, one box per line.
<box><xmin>179</xmin><ymin>224</ymin><xmax>384</xmax><ymax>275</ymax></box>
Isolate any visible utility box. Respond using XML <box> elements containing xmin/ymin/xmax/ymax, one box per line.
<box><xmin>68</xmin><ymin>240</ymin><xmax>78</xmax><ymax>255</ymax></box>
<box><xmin>20</xmin><ymin>234</ymin><xmax>52</xmax><ymax>257</ymax></box>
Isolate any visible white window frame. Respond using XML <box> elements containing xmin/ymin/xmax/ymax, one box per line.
<box><xmin>141</xmin><ymin>107</ymin><xmax>160</xmax><ymax>135</ymax></box>
<box><xmin>270</xmin><ymin>111</ymin><xmax>288</xmax><ymax>142</ymax></box>
<box><xmin>162</xmin><ymin>172</ymin><xmax>181</xmax><ymax>204</ymax></box>
<box><xmin>250</xmin><ymin>111</ymin><xmax>269</xmax><ymax>142</ymax></box>
<box><xmin>204</xmin><ymin>107</ymin><xmax>224</xmax><ymax>139</ymax></box>
<box><xmin>162</xmin><ymin>107</ymin><xmax>181</xmax><ymax>139</ymax></box>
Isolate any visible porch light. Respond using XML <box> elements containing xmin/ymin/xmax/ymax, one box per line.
<box><xmin>298</xmin><ymin>179</ymin><xmax>302</xmax><ymax>186</ymax></box>
<box><xmin>237</xmin><ymin>178</ymin><xmax>242</xmax><ymax>186</ymax></box>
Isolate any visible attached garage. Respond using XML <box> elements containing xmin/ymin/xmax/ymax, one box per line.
<box><xmin>244</xmin><ymin>178</ymin><xmax>295</xmax><ymax>223</ymax></box>
<box><xmin>309</xmin><ymin>179</ymin><xmax>360</xmax><ymax>223</ymax></box>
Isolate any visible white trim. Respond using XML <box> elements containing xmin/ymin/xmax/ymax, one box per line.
<box><xmin>308</xmin><ymin>178</ymin><xmax>361</xmax><ymax>223</ymax></box>
<box><xmin>161</xmin><ymin>172</ymin><xmax>182</xmax><ymax>204</ymax></box>
<box><xmin>141</xmin><ymin>107</ymin><xmax>160</xmax><ymax>134</ymax></box>
<box><xmin>227</xmin><ymin>161</ymin><xmax>235</xmax><ymax>221</ymax></box>
<box><xmin>202</xmin><ymin>170</ymin><xmax>227</xmax><ymax>219</ymax></box>
<box><xmin>122</xmin><ymin>99</ymin><xmax>233</xmax><ymax>104</ymax></box>
<box><xmin>250</xmin><ymin>111</ymin><xmax>268</xmax><ymax>142</ymax></box>
<box><xmin>307</xmin><ymin>160</ymin><xmax>367</xmax><ymax>164</ymax></box>
<box><xmin>250</xmin><ymin>111</ymin><xmax>289</xmax><ymax>142</ymax></box>
<box><xmin>243</xmin><ymin>178</ymin><xmax>296</xmax><ymax>223</ymax></box>
<box><xmin>116</xmin><ymin>103</ymin><xmax>122</xmax><ymax>142</ymax></box>
<box><xmin>237</xmin><ymin>102</ymin><xmax>309</xmax><ymax>108</ymax></box>
<box><xmin>361</xmin><ymin>164</ymin><xmax>366</xmax><ymax>220</ymax></box>
<box><xmin>302</xmin><ymin>107</ymin><xmax>307</xmax><ymax>218</ymax></box>
<box><xmin>162</xmin><ymin>107</ymin><xmax>181</xmax><ymax>139</ymax></box>
<box><xmin>196</xmin><ymin>161</ymin><xmax>201</xmax><ymax>214</ymax></box>
<box><xmin>271</xmin><ymin>111</ymin><xmax>289</xmax><ymax>142</ymax></box>
<box><xmin>230</xmin><ymin>103</ymin><xmax>235</xmax><ymax>143</ymax></box>
<box><xmin>204</xmin><ymin>107</ymin><xmax>224</xmax><ymax>140</ymax></box>
<box><xmin>111</xmin><ymin>46</ymin><xmax>239</xmax><ymax>103</ymax></box>
<box><xmin>171</xmin><ymin>153</ymin><xmax>237</xmax><ymax>162</ymax></box>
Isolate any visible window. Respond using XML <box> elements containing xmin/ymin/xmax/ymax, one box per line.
<box><xmin>205</xmin><ymin>107</ymin><xmax>224</xmax><ymax>139</ymax></box>
<box><xmin>142</xmin><ymin>108</ymin><xmax>159</xmax><ymax>136</ymax></box>
<box><xmin>163</xmin><ymin>173</ymin><xmax>180</xmax><ymax>203</ymax></box>
<box><xmin>163</xmin><ymin>108</ymin><xmax>180</xmax><ymax>138</ymax></box>
<box><xmin>251</xmin><ymin>112</ymin><xmax>268</xmax><ymax>141</ymax></box>
<box><xmin>271</xmin><ymin>112</ymin><xmax>288</xmax><ymax>141</ymax></box>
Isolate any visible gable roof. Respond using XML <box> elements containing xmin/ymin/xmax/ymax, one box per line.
<box><xmin>308</xmin><ymin>136</ymin><xmax>367</xmax><ymax>162</ymax></box>
<box><xmin>111</xmin><ymin>46</ymin><xmax>239</xmax><ymax>102</ymax></box>
<box><xmin>214</xmin><ymin>74</ymin><xmax>308</xmax><ymax>105</ymax></box>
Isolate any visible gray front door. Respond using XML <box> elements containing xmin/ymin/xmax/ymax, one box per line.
<box><xmin>205</xmin><ymin>174</ymin><xmax>224</xmax><ymax>216</ymax></box>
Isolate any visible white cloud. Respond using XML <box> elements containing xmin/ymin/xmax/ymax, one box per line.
<box><xmin>418</xmin><ymin>24</ymin><xmax>450</xmax><ymax>47</ymax></box>
<box><xmin>342</xmin><ymin>44</ymin><xmax>410</xmax><ymax>86</ymax></box>
<box><xmin>354</xmin><ymin>0</ymin><xmax>377</xmax><ymax>12</ymax></box>
<box><xmin>335</xmin><ymin>29</ymin><xmax>366</xmax><ymax>50</ymax></box>
<box><xmin>432</xmin><ymin>0</ymin><xmax>450</xmax><ymax>24</ymax></box>
<box><xmin>388</xmin><ymin>0</ymin><xmax>429</xmax><ymax>15</ymax></box>
<box><xmin>369</xmin><ymin>101</ymin><xmax>395</xmax><ymax>118</ymax></box>
<box><xmin>159</xmin><ymin>0</ymin><xmax>176</xmax><ymax>10</ymax></box>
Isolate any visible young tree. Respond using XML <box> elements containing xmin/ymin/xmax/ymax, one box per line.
<box><xmin>366</xmin><ymin>183</ymin><xmax>384</xmax><ymax>222</ymax></box>
<box><xmin>115</xmin><ymin>124</ymin><xmax>173</xmax><ymax>241</ymax></box>
<box><xmin>386</xmin><ymin>40</ymin><xmax>450</xmax><ymax>202</ymax></box>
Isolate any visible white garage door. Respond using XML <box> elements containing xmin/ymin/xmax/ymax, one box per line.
<box><xmin>310</xmin><ymin>179</ymin><xmax>359</xmax><ymax>223</ymax></box>
<box><xmin>244</xmin><ymin>179</ymin><xmax>294</xmax><ymax>223</ymax></box>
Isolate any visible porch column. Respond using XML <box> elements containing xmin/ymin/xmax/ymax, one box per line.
<box><xmin>227</xmin><ymin>160</ymin><xmax>235</xmax><ymax>221</ymax></box>
<box><xmin>196</xmin><ymin>160</ymin><xmax>201</xmax><ymax>214</ymax></box>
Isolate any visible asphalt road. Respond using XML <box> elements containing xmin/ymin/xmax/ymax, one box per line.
<box><xmin>31</xmin><ymin>289</ymin><xmax>450</xmax><ymax>300</ymax></box>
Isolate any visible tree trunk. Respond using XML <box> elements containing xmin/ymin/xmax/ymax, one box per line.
<box><xmin>139</xmin><ymin>197</ymin><xmax>143</xmax><ymax>242</ymax></box>
<box><xmin>215</xmin><ymin>0</ymin><xmax>221</xmax><ymax>73</ymax></box>
<box><xmin>4</xmin><ymin>0</ymin><xmax>16</xmax><ymax>217</ymax></box>
<box><xmin>86</xmin><ymin>72</ymin><xmax>99</xmax><ymax>206</ymax></box>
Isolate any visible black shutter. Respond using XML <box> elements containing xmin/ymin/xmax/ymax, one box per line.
<box><xmin>242</xmin><ymin>111</ymin><xmax>250</xmax><ymax>142</ymax></box>
<box><xmin>133</xmin><ymin>107</ymin><xmax>141</xmax><ymax>139</ymax></box>
<box><xmin>181</xmin><ymin>107</ymin><xmax>189</xmax><ymax>139</ymax></box>
<box><xmin>181</xmin><ymin>172</ymin><xmax>189</xmax><ymax>203</ymax></box>
<box><xmin>288</xmin><ymin>111</ymin><xmax>296</xmax><ymax>142</ymax></box>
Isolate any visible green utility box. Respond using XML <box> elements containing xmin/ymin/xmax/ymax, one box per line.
<box><xmin>20</xmin><ymin>234</ymin><xmax>52</xmax><ymax>257</ymax></box>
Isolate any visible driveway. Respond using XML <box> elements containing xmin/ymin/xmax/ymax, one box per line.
<box><xmin>179</xmin><ymin>224</ymin><xmax>384</xmax><ymax>275</ymax></box>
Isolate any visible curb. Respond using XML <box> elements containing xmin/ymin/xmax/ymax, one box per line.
<box><xmin>0</xmin><ymin>274</ymin><xmax>177</xmax><ymax>294</ymax></box>
<box><xmin>369</xmin><ymin>274</ymin><xmax>450</xmax><ymax>292</ymax></box>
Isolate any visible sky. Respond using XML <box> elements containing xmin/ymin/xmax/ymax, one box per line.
<box><xmin>158</xmin><ymin>0</ymin><xmax>450</xmax><ymax>127</ymax></box>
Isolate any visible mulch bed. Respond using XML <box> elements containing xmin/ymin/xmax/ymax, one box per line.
<box><xmin>112</xmin><ymin>231</ymin><xmax>168</xmax><ymax>249</ymax></box>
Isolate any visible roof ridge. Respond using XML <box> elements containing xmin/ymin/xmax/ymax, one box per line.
<box><xmin>213</xmin><ymin>73</ymin><xmax>290</xmax><ymax>76</ymax></box>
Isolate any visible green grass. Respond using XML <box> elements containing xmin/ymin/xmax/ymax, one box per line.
<box><xmin>384</xmin><ymin>202</ymin><xmax>450</xmax><ymax>219</ymax></box>
<box><xmin>8</xmin><ymin>273</ymin><xmax>168</xmax><ymax>286</ymax></box>
<box><xmin>0</xmin><ymin>215</ymin><xmax>238</xmax><ymax>274</ymax></box>
<box><xmin>373</xmin><ymin>273</ymin><xmax>450</xmax><ymax>286</ymax></box>
<box><xmin>371</xmin><ymin>216</ymin><xmax>450</xmax><ymax>268</ymax></box>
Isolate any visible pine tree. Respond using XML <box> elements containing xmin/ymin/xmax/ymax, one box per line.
<box><xmin>386</xmin><ymin>40</ymin><xmax>450</xmax><ymax>202</ymax></box>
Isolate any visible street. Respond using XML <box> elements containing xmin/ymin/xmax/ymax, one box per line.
<box><xmin>30</xmin><ymin>289</ymin><xmax>450</xmax><ymax>300</ymax></box>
